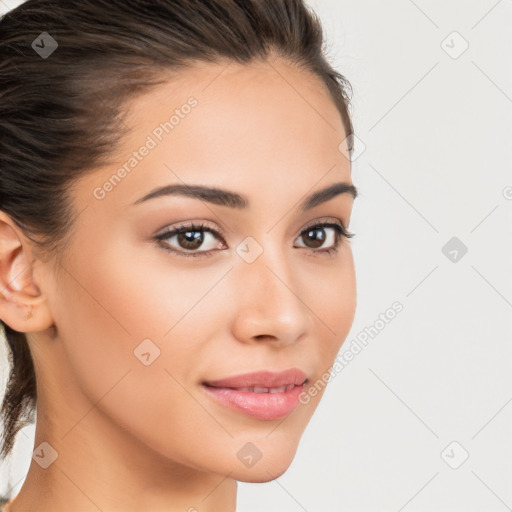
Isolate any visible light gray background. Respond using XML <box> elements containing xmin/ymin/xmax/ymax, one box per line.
<box><xmin>1</xmin><ymin>0</ymin><xmax>511</xmax><ymax>510</ymax></box>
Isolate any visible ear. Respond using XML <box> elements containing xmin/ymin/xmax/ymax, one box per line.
<box><xmin>0</xmin><ymin>211</ymin><xmax>55</xmax><ymax>333</ymax></box>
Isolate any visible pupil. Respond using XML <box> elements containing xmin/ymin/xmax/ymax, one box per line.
<box><xmin>305</xmin><ymin>228</ymin><xmax>325</xmax><ymax>248</ymax></box>
<box><xmin>178</xmin><ymin>230</ymin><xmax>203</xmax><ymax>249</ymax></box>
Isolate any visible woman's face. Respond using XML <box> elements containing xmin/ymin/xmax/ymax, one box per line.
<box><xmin>31</xmin><ymin>57</ymin><xmax>357</xmax><ymax>483</ymax></box>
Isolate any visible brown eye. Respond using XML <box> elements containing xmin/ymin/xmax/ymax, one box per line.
<box><xmin>155</xmin><ymin>222</ymin><xmax>225</xmax><ymax>258</ymax></box>
<box><xmin>155</xmin><ymin>220</ymin><xmax>354</xmax><ymax>259</ymax></box>
<box><xmin>176</xmin><ymin>230</ymin><xmax>205</xmax><ymax>250</ymax></box>
<box><xmin>294</xmin><ymin>221</ymin><xmax>354</xmax><ymax>254</ymax></box>
<box><xmin>301</xmin><ymin>226</ymin><xmax>328</xmax><ymax>249</ymax></box>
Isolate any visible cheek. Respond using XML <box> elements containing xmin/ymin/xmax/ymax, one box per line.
<box><xmin>51</xmin><ymin>244</ymin><xmax>229</xmax><ymax>440</ymax></box>
<box><xmin>48</xmin><ymin>233</ymin><xmax>356</xmax><ymax>474</ymax></box>
<box><xmin>312</xmin><ymin>248</ymin><xmax>357</xmax><ymax>356</ymax></box>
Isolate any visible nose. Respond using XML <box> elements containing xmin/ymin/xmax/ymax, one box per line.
<box><xmin>229</xmin><ymin>246</ymin><xmax>314</xmax><ymax>348</ymax></box>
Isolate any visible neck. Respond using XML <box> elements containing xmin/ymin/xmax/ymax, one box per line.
<box><xmin>6</xmin><ymin>399</ymin><xmax>238</xmax><ymax>512</ymax></box>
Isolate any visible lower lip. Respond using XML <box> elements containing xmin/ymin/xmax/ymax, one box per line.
<box><xmin>201</xmin><ymin>384</ymin><xmax>305</xmax><ymax>420</ymax></box>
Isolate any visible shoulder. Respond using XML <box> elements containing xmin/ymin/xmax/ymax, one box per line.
<box><xmin>0</xmin><ymin>497</ymin><xmax>13</xmax><ymax>511</ymax></box>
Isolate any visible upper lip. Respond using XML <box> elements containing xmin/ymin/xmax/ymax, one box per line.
<box><xmin>203</xmin><ymin>368</ymin><xmax>308</xmax><ymax>389</ymax></box>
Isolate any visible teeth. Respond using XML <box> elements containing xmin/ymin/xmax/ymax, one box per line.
<box><xmin>269</xmin><ymin>386</ymin><xmax>287</xmax><ymax>393</ymax></box>
<box><xmin>232</xmin><ymin>385</ymin><xmax>296</xmax><ymax>393</ymax></box>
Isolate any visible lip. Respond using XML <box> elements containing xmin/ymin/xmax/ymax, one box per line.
<box><xmin>202</xmin><ymin>369</ymin><xmax>308</xmax><ymax>421</ymax></box>
<box><xmin>203</xmin><ymin>369</ymin><xmax>308</xmax><ymax>389</ymax></box>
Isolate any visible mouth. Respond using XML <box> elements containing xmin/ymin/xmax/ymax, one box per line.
<box><xmin>201</xmin><ymin>369</ymin><xmax>308</xmax><ymax>421</ymax></box>
<box><xmin>209</xmin><ymin>384</ymin><xmax>298</xmax><ymax>393</ymax></box>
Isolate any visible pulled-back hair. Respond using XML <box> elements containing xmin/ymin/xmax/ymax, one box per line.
<box><xmin>0</xmin><ymin>0</ymin><xmax>354</xmax><ymax>496</ymax></box>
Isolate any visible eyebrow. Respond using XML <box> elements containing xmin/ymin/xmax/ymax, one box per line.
<box><xmin>132</xmin><ymin>181</ymin><xmax>358</xmax><ymax>211</ymax></box>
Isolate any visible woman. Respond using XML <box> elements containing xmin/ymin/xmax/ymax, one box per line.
<box><xmin>0</xmin><ymin>0</ymin><xmax>358</xmax><ymax>510</ymax></box>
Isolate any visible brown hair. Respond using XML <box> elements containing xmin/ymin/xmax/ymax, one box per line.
<box><xmin>0</xmin><ymin>0</ymin><xmax>354</xmax><ymax>494</ymax></box>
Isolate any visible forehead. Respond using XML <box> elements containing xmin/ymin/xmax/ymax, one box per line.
<box><xmin>71</xmin><ymin>57</ymin><xmax>352</xmax><ymax>214</ymax></box>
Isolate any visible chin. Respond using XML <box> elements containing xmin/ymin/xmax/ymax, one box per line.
<box><xmin>229</xmin><ymin>443</ymin><xmax>298</xmax><ymax>483</ymax></box>
<box><xmin>235</xmin><ymin>462</ymin><xmax>292</xmax><ymax>483</ymax></box>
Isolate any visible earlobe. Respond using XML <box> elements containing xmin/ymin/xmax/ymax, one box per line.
<box><xmin>0</xmin><ymin>211</ymin><xmax>54</xmax><ymax>333</ymax></box>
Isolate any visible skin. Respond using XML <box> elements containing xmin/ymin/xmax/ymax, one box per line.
<box><xmin>0</xmin><ymin>56</ymin><xmax>356</xmax><ymax>512</ymax></box>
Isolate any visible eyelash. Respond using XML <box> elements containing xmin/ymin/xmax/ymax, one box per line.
<box><xmin>154</xmin><ymin>219</ymin><xmax>355</xmax><ymax>259</ymax></box>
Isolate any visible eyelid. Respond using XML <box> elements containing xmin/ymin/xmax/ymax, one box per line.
<box><xmin>155</xmin><ymin>220</ymin><xmax>222</xmax><ymax>238</ymax></box>
<box><xmin>154</xmin><ymin>216</ymin><xmax>354</xmax><ymax>258</ymax></box>
<box><xmin>155</xmin><ymin>216</ymin><xmax>351</xmax><ymax>239</ymax></box>
<box><xmin>300</xmin><ymin>216</ymin><xmax>352</xmax><ymax>235</ymax></box>
<box><xmin>154</xmin><ymin>221</ymin><xmax>226</xmax><ymax>258</ymax></box>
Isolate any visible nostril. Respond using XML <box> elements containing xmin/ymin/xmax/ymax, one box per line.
<box><xmin>254</xmin><ymin>334</ymin><xmax>276</xmax><ymax>342</ymax></box>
